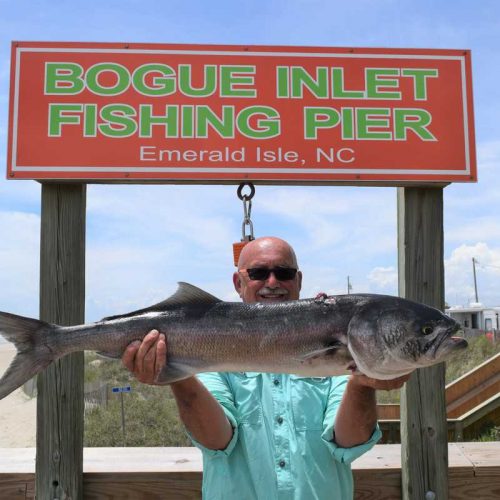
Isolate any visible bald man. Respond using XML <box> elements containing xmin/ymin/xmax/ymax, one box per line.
<box><xmin>123</xmin><ymin>237</ymin><xmax>409</xmax><ymax>500</ymax></box>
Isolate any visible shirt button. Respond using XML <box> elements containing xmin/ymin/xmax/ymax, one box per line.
<box><xmin>279</xmin><ymin>460</ymin><xmax>286</xmax><ymax>468</ymax></box>
<box><xmin>277</xmin><ymin>416</ymin><xmax>283</xmax><ymax>424</ymax></box>
<box><xmin>273</xmin><ymin>379</ymin><xmax>280</xmax><ymax>386</ymax></box>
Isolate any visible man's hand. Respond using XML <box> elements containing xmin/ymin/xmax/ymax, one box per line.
<box><xmin>122</xmin><ymin>329</ymin><xmax>233</xmax><ymax>449</ymax></box>
<box><xmin>122</xmin><ymin>329</ymin><xmax>168</xmax><ymax>385</ymax></box>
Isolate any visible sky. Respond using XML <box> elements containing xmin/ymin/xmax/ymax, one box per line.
<box><xmin>0</xmin><ymin>0</ymin><xmax>500</xmax><ymax>327</ymax></box>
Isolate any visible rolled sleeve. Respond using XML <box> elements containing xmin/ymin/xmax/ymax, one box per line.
<box><xmin>321</xmin><ymin>375</ymin><xmax>382</xmax><ymax>465</ymax></box>
<box><xmin>188</xmin><ymin>372</ymin><xmax>240</xmax><ymax>457</ymax></box>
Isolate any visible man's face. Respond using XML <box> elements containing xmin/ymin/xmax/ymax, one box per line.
<box><xmin>233</xmin><ymin>239</ymin><xmax>302</xmax><ymax>303</ymax></box>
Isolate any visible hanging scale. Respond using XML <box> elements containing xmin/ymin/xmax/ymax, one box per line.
<box><xmin>233</xmin><ymin>182</ymin><xmax>256</xmax><ymax>266</ymax></box>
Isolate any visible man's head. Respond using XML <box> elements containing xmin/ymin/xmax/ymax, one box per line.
<box><xmin>233</xmin><ymin>236</ymin><xmax>302</xmax><ymax>303</ymax></box>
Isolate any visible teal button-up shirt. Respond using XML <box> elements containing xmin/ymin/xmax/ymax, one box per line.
<box><xmin>191</xmin><ymin>372</ymin><xmax>381</xmax><ymax>500</ymax></box>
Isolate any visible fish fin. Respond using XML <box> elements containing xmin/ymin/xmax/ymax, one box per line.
<box><xmin>299</xmin><ymin>343</ymin><xmax>343</xmax><ymax>361</ymax></box>
<box><xmin>101</xmin><ymin>282</ymin><xmax>222</xmax><ymax>321</ymax></box>
<box><xmin>155</xmin><ymin>363</ymin><xmax>193</xmax><ymax>385</ymax></box>
<box><xmin>0</xmin><ymin>311</ymin><xmax>56</xmax><ymax>400</ymax></box>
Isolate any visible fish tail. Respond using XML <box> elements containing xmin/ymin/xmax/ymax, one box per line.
<box><xmin>0</xmin><ymin>311</ymin><xmax>56</xmax><ymax>400</ymax></box>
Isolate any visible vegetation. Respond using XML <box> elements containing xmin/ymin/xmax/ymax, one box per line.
<box><xmin>475</xmin><ymin>425</ymin><xmax>500</xmax><ymax>442</ymax></box>
<box><xmin>84</xmin><ymin>336</ymin><xmax>499</xmax><ymax>446</ymax></box>
<box><xmin>84</xmin><ymin>354</ymin><xmax>191</xmax><ymax>447</ymax></box>
<box><xmin>376</xmin><ymin>335</ymin><xmax>499</xmax><ymax>405</ymax></box>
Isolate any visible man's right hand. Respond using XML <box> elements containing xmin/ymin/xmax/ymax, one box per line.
<box><xmin>122</xmin><ymin>329</ymin><xmax>168</xmax><ymax>385</ymax></box>
<box><xmin>121</xmin><ymin>329</ymin><xmax>233</xmax><ymax>449</ymax></box>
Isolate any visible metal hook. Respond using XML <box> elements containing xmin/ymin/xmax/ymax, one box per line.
<box><xmin>237</xmin><ymin>183</ymin><xmax>255</xmax><ymax>201</ymax></box>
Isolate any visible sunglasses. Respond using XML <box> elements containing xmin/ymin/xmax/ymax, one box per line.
<box><xmin>242</xmin><ymin>266</ymin><xmax>298</xmax><ymax>281</ymax></box>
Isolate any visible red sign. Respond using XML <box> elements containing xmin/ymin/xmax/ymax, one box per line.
<box><xmin>7</xmin><ymin>42</ymin><xmax>476</xmax><ymax>183</ymax></box>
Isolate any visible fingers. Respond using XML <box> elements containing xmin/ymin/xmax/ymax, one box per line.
<box><xmin>122</xmin><ymin>330</ymin><xmax>167</xmax><ymax>385</ymax></box>
<box><xmin>122</xmin><ymin>340</ymin><xmax>141</xmax><ymax>372</ymax></box>
<box><xmin>155</xmin><ymin>334</ymin><xmax>167</xmax><ymax>380</ymax></box>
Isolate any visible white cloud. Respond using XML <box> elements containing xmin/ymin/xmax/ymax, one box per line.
<box><xmin>367</xmin><ymin>266</ymin><xmax>398</xmax><ymax>291</ymax></box>
<box><xmin>445</xmin><ymin>242</ymin><xmax>500</xmax><ymax>307</ymax></box>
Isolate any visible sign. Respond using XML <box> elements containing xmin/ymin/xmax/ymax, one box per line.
<box><xmin>7</xmin><ymin>42</ymin><xmax>476</xmax><ymax>183</ymax></box>
<box><xmin>111</xmin><ymin>386</ymin><xmax>131</xmax><ymax>393</ymax></box>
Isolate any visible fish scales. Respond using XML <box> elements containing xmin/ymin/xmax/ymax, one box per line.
<box><xmin>0</xmin><ymin>282</ymin><xmax>467</xmax><ymax>400</ymax></box>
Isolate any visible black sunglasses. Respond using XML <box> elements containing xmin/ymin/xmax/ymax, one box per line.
<box><xmin>243</xmin><ymin>267</ymin><xmax>298</xmax><ymax>281</ymax></box>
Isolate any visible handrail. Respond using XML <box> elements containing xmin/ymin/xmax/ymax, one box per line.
<box><xmin>377</xmin><ymin>352</ymin><xmax>500</xmax><ymax>420</ymax></box>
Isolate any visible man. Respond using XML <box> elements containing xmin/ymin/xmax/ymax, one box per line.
<box><xmin>123</xmin><ymin>236</ymin><xmax>409</xmax><ymax>499</ymax></box>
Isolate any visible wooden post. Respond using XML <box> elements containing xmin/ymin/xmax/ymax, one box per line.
<box><xmin>397</xmin><ymin>186</ymin><xmax>448</xmax><ymax>500</ymax></box>
<box><xmin>37</xmin><ymin>184</ymin><xmax>86</xmax><ymax>500</ymax></box>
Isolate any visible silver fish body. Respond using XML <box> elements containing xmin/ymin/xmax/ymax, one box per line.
<box><xmin>0</xmin><ymin>282</ymin><xmax>467</xmax><ymax>400</ymax></box>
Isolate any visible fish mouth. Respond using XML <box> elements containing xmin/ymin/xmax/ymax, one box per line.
<box><xmin>432</xmin><ymin>323</ymin><xmax>468</xmax><ymax>357</ymax></box>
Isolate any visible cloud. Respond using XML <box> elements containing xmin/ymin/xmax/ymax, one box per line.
<box><xmin>367</xmin><ymin>266</ymin><xmax>398</xmax><ymax>291</ymax></box>
<box><xmin>445</xmin><ymin>242</ymin><xmax>500</xmax><ymax>307</ymax></box>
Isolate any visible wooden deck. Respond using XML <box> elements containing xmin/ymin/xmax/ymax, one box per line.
<box><xmin>1</xmin><ymin>443</ymin><xmax>499</xmax><ymax>499</ymax></box>
<box><xmin>377</xmin><ymin>353</ymin><xmax>500</xmax><ymax>443</ymax></box>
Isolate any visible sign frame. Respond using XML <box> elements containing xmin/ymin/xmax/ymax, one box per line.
<box><xmin>7</xmin><ymin>42</ymin><xmax>476</xmax><ymax>185</ymax></box>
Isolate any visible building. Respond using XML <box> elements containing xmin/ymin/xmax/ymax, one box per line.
<box><xmin>446</xmin><ymin>303</ymin><xmax>500</xmax><ymax>331</ymax></box>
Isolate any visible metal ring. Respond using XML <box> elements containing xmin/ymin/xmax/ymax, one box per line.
<box><xmin>237</xmin><ymin>183</ymin><xmax>255</xmax><ymax>201</ymax></box>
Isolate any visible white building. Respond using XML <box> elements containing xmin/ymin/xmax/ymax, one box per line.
<box><xmin>446</xmin><ymin>303</ymin><xmax>500</xmax><ymax>331</ymax></box>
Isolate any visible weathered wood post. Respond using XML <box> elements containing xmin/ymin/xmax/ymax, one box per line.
<box><xmin>37</xmin><ymin>183</ymin><xmax>86</xmax><ymax>500</ymax></box>
<box><xmin>398</xmin><ymin>186</ymin><xmax>448</xmax><ymax>499</ymax></box>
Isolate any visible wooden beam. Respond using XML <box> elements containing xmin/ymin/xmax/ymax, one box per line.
<box><xmin>37</xmin><ymin>184</ymin><xmax>86</xmax><ymax>500</ymax></box>
<box><xmin>2</xmin><ymin>444</ymin><xmax>500</xmax><ymax>500</ymax></box>
<box><xmin>397</xmin><ymin>186</ymin><xmax>448</xmax><ymax>499</ymax></box>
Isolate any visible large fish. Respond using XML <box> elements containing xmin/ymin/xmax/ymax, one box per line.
<box><xmin>0</xmin><ymin>282</ymin><xmax>467</xmax><ymax>400</ymax></box>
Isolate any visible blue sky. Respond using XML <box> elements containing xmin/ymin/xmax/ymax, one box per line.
<box><xmin>1</xmin><ymin>0</ymin><xmax>500</xmax><ymax>324</ymax></box>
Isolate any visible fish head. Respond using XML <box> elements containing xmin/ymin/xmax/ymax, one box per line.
<box><xmin>346</xmin><ymin>296</ymin><xmax>468</xmax><ymax>380</ymax></box>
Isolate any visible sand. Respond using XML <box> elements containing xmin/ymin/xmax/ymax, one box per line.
<box><xmin>0</xmin><ymin>343</ymin><xmax>37</xmax><ymax>447</ymax></box>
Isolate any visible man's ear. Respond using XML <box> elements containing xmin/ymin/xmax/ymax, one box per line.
<box><xmin>233</xmin><ymin>272</ymin><xmax>242</xmax><ymax>295</ymax></box>
<box><xmin>297</xmin><ymin>270</ymin><xmax>303</xmax><ymax>291</ymax></box>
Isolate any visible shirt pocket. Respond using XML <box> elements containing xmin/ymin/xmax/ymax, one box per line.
<box><xmin>230</xmin><ymin>372</ymin><xmax>263</xmax><ymax>426</ymax></box>
<box><xmin>290</xmin><ymin>376</ymin><xmax>330</xmax><ymax>431</ymax></box>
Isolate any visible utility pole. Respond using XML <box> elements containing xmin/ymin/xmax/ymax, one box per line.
<box><xmin>472</xmin><ymin>257</ymin><xmax>479</xmax><ymax>302</ymax></box>
<box><xmin>347</xmin><ymin>276</ymin><xmax>352</xmax><ymax>294</ymax></box>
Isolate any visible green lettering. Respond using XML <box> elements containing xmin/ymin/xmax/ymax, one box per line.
<box><xmin>86</xmin><ymin>63</ymin><xmax>130</xmax><ymax>96</ymax></box>
<box><xmin>237</xmin><ymin>106</ymin><xmax>280</xmax><ymax>138</ymax></box>
<box><xmin>181</xmin><ymin>106</ymin><xmax>195</xmax><ymax>137</ymax></box>
<box><xmin>394</xmin><ymin>108</ymin><xmax>436</xmax><ymax>140</ymax></box>
<box><xmin>356</xmin><ymin>108</ymin><xmax>392</xmax><ymax>139</ymax></box>
<box><xmin>48</xmin><ymin>104</ymin><xmax>83</xmax><ymax>136</ymax></box>
<box><xmin>366</xmin><ymin>69</ymin><xmax>401</xmax><ymax>99</ymax></box>
<box><xmin>84</xmin><ymin>104</ymin><xmax>97</xmax><ymax>136</ymax></box>
<box><xmin>331</xmin><ymin>68</ymin><xmax>364</xmax><ymax>99</ymax></box>
<box><xmin>220</xmin><ymin>66</ymin><xmax>256</xmax><ymax>97</ymax></box>
<box><xmin>179</xmin><ymin>64</ymin><xmax>217</xmax><ymax>97</ymax></box>
<box><xmin>98</xmin><ymin>104</ymin><xmax>137</xmax><ymax>137</ymax></box>
<box><xmin>45</xmin><ymin>63</ymin><xmax>84</xmax><ymax>94</ymax></box>
<box><xmin>401</xmin><ymin>69</ymin><xmax>439</xmax><ymax>100</ymax></box>
<box><xmin>341</xmin><ymin>108</ymin><xmax>354</xmax><ymax>140</ymax></box>
<box><xmin>291</xmin><ymin>67</ymin><xmax>328</xmax><ymax>98</ymax></box>
<box><xmin>197</xmin><ymin>106</ymin><xmax>234</xmax><ymax>137</ymax></box>
<box><xmin>304</xmin><ymin>107</ymin><xmax>340</xmax><ymax>139</ymax></box>
<box><xmin>139</xmin><ymin>105</ymin><xmax>178</xmax><ymax>137</ymax></box>
<box><xmin>132</xmin><ymin>64</ymin><xmax>176</xmax><ymax>96</ymax></box>
<box><xmin>276</xmin><ymin>66</ymin><xmax>289</xmax><ymax>98</ymax></box>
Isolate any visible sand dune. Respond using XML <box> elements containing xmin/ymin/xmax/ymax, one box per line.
<box><xmin>0</xmin><ymin>344</ymin><xmax>37</xmax><ymax>447</ymax></box>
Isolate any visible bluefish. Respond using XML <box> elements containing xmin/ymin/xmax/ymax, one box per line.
<box><xmin>0</xmin><ymin>282</ymin><xmax>467</xmax><ymax>399</ymax></box>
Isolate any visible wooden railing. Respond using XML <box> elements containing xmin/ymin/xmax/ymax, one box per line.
<box><xmin>1</xmin><ymin>443</ymin><xmax>499</xmax><ymax>499</ymax></box>
<box><xmin>376</xmin><ymin>353</ymin><xmax>500</xmax><ymax>443</ymax></box>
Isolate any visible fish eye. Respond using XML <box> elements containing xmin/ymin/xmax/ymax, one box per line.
<box><xmin>422</xmin><ymin>325</ymin><xmax>434</xmax><ymax>335</ymax></box>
